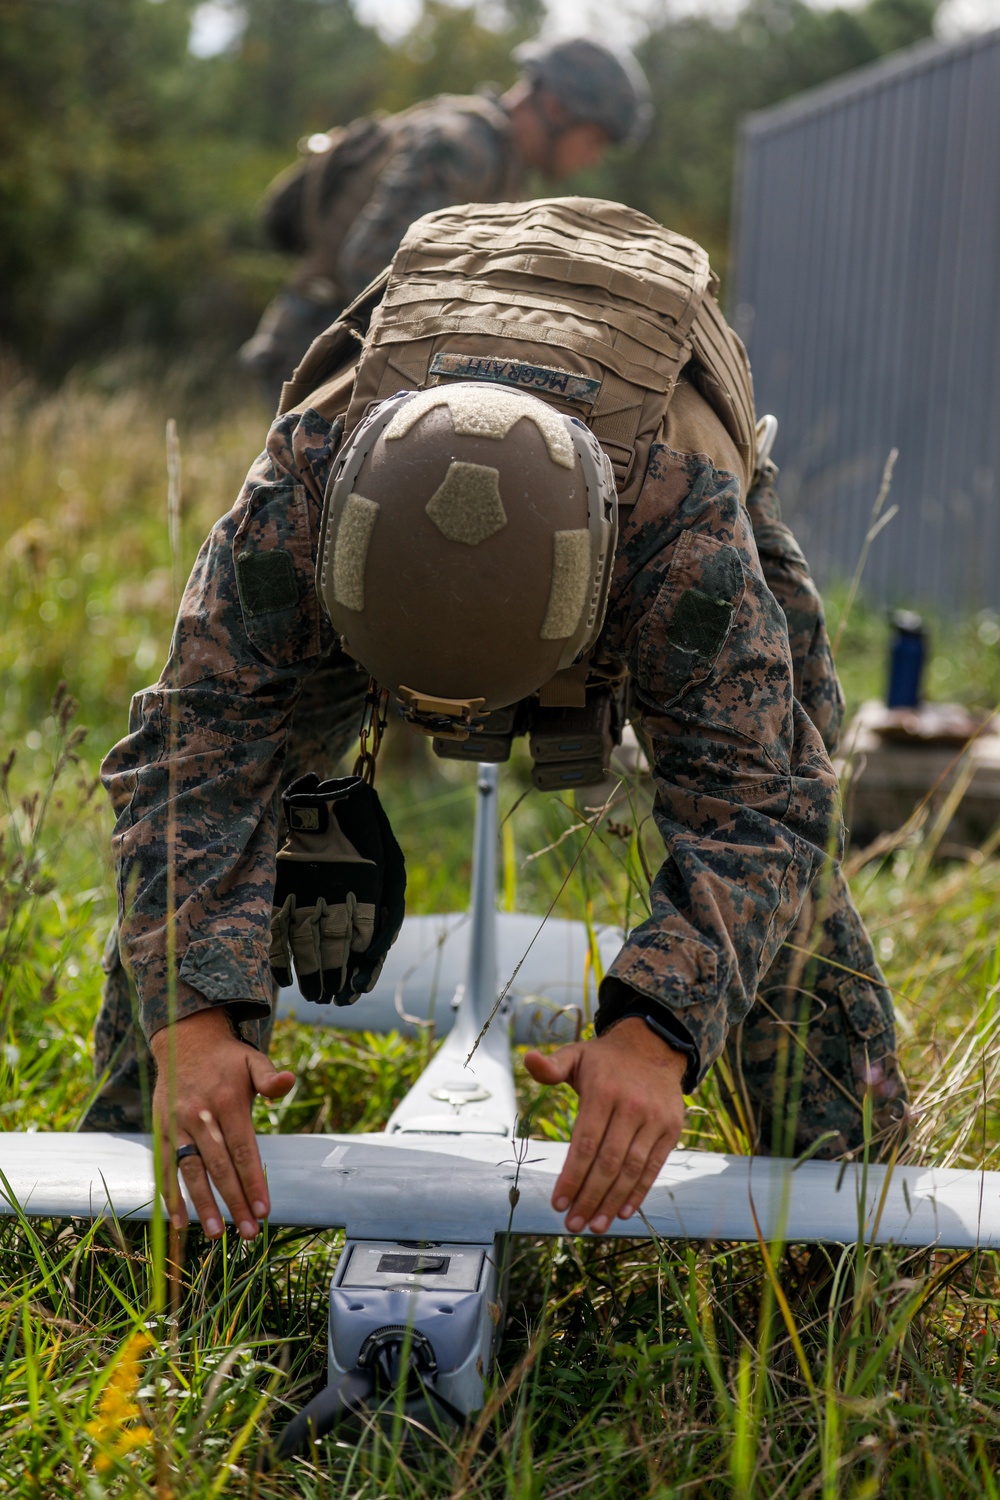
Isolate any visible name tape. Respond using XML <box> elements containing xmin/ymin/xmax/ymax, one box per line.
<box><xmin>429</xmin><ymin>352</ymin><xmax>601</xmax><ymax>408</ymax></box>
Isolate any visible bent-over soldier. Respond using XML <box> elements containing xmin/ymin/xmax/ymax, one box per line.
<box><xmin>240</xmin><ymin>37</ymin><xmax>651</xmax><ymax>402</ymax></box>
<box><xmin>89</xmin><ymin>197</ymin><xmax>908</xmax><ymax>1244</ymax></box>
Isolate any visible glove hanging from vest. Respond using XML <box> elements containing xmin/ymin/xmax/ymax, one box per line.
<box><xmin>269</xmin><ymin>773</ymin><xmax>406</xmax><ymax>1005</ymax></box>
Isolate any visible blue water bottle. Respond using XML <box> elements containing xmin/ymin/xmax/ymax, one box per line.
<box><xmin>886</xmin><ymin>610</ymin><xmax>925</xmax><ymax>709</ymax></box>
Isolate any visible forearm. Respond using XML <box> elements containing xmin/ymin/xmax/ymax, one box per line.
<box><xmin>102</xmin><ymin>410</ymin><xmax>343</xmax><ymax>1041</ymax></box>
<box><xmin>106</xmin><ymin>680</ymin><xmax>292</xmax><ymax>1039</ymax></box>
<box><xmin>598</xmin><ymin>710</ymin><xmax>835</xmax><ymax>1084</ymax></box>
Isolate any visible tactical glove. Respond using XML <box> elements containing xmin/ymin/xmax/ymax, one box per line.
<box><xmin>269</xmin><ymin>773</ymin><xmax>406</xmax><ymax>1005</ymax></box>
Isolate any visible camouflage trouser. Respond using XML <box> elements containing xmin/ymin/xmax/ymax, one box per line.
<box><xmin>716</xmin><ymin>473</ymin><xmax>909</xmax><ymax>1158</ymax></box>
<box><xmin>81</xmin><ymin>653</ymin><xmax>368</xmax><ymax>1131</ymax></box>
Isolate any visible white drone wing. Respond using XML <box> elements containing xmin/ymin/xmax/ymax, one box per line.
<box><xmin>2</xmin><ymin>1130</ymin><xmax>998</xmax><ymax>1249</ymax></box>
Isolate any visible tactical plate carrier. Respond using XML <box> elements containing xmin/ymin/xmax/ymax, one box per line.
<box><xmin>284</xmin><ymin>197</ymin><xmax>757</xmax><ymax>790</ymax></box>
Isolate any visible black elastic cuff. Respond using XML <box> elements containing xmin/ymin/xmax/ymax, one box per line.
<box><xmin>637</xmin><ymin>1010</ymin><xmax>699</xmax><ymax>1094</ymax></box>
<box><xmin>597</xmin><ymin>979</ymin><xmax>700</xmax><ymax>1094</ymax></box>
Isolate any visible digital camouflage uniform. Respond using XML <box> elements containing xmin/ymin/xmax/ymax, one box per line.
<box><xmin>85</xmin><ymin>392</ymin><xmax>908</xmax><ymax>1156</ymax></box>
<box><xmin>241</xmin><ymin>93</ymin><xmax>524</xmax><ymax>403</ymax></box>
<box><xmin>719</xmin><ymin>471</ymin><xmax>906</xmax><ymax>1157</ymax></box>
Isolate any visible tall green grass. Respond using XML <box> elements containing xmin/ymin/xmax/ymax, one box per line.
<box><xmin>2</xmin><ymin>379</ymin><xmax>1000</xmax><ymax>1495</ymax></box>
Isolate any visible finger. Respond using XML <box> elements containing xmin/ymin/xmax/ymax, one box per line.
<box><xmin>590</xmin><ymin>1122</ymin><xmax>673</xmax><ymax>1233</ymax></box>
<box><xmin>523</xmin><ymin>1046</ymin><xmax>578</xmax><ymax>1088</ymax></box>
<box><xmin>550</xmin><ymin>1088</ymin><xmax>615</xmax><ymax>1225</ymax></box>
<box><xmin>243</xmin><ymin>1055</ymin><xmax>294</xmax><ymax>1214</ymax></box>
<box><xmin>563</xmin><ymin>1110</ymin><xmax>642</xmax><ymax>1234</ymax></box>
<box><xmin>158</xmin><ymin>1125</ymin><xmax>189</xmax><ymax>1232</ymax></box>
<box><xmin>248</xmin><ymin>1051</ymin><xmax>296</xmax><ymax>1101</ymax></box>
<box><xmin>618</xmin><ymin>1131</ymin><xmax>678</xmax><ymax>1221</ymax></box>
<box><xmin>175</xmin><ymin>1124</ymin><xmax>228</xmax><ymax>1239</ymax></box>
<box><xmin>256</xmin><ymin>1071</ymin><xmax>295</xmax><ymax>1099</ymax></box>
<box><xmin>189</xmin><ymin>1108</ymin><xmax>261</xmax><ymax>1240</ymax></box>
<box><xmin>222</xmin><ymin>1104</ymin><xmax>273</xmax><ymax>1224</ymax></box>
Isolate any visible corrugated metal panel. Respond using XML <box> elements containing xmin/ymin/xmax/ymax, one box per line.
<box><xmin>732</xmin><ymin>27</ymin><xmax>1000</xmax><ymax>613</ymax></box>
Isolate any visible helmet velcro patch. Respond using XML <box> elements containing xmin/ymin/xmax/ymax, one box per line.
<box><xmin>383</xmin><ymin>384</ymin><xmax>575</xmax><ymax>468</ymax></box>
<box><xmin>541</xmin><ymin>530</ymin><xmax>592</xmax><ymax>640</ymax></box>
<box><xmin>425</xmin><ymin>462</ymin><xmax>507</xmax><ymax>545</ymax></box>
<box><xmin>332</xmin><ymin>493</ymin><xmax>379</xmax><ymax>612</ymax></box>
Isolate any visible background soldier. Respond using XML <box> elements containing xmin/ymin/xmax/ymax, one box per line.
<box><xmin>239</xmin><ymin>37</ymin><xmax>652</xmax><ymax>403</ymax></box>
<box><xmin>88</xmin><ymin>197</ymin><xmax>907</xmax><ymax>1243</ymax></box>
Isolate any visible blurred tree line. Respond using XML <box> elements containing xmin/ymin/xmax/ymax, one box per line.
<box><xmin>0</xmin><ymin>0</ymin><xmax>936</xmax><ymax>381</ymax></box>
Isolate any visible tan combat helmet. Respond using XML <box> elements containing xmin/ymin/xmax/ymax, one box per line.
<box><xmin>317</xmin><ymin>383</ymin><xmax>618</xmax><ymax>738</ymax></box>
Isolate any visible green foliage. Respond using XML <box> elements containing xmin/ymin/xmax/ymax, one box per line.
<box><xmin>373</xmin><ymin>0</ymin><xmax>540</xmax><ymax>111</ymax></box>
<box><xmin>0</xmin><ymin>0</ymin><xmax>383</xmax><ymax>377</ymax></box>
<box><xmin>0</xmin><ymin>377</ymin><xmax>272</xmax><ymax>760</ymax></box>
<box><xmin>6</xmin><ymin>690</ymin><xmax>1000</xmax><ymax>1492</ymax></box>
<box><xmin>0</xmin><ymin>0</ymin><xmax>207</xmax><ymax>368</ymax></box>
<box><xmin>206</xmin><ymin>0</ymin><xmax>387</xmax><ymax>146</ymax></box>
<box><xmin>0</xmin><ymin>0</ymin><xmax>940</xmax><ymax>380</ymax></box>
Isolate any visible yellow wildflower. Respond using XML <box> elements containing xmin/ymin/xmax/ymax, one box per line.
<box><xmin>85</xmin><ymin>1330</ymin><xmax>155</xmax><ymax>1475</ymax></box>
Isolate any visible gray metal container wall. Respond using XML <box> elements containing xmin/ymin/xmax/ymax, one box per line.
<box><xmin>732</xmin><ymin>28</ymin><xmax>1000</xmax><ymax>614</ymax></box>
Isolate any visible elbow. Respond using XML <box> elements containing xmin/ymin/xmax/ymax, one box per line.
<box><xmin>818</xmin><ymin>768</ymin><xmax>846</xmax><ymax>863</ymax></box>
<box><xmin>789</xmin><ymin>721</ymin><xmax>845</xmax><ymax>864</ymax></box>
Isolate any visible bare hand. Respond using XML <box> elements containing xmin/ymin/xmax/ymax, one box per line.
<box><xmin>150</xmin><ymin>1009</ymin><xmax>295</xmax><ymax>1240</ymax></box>
<box><xmin>524</xmin><ymin>1017</ymin><xmax>687</xmax><ymax>1235</ymax></box>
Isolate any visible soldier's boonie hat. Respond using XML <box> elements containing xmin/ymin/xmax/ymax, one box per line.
<box><xmin>513</xmin><ymin>37</ymin><xmax>652</xmax><ymax>145</ymax></box>
<box><xmin>318</xmin><ymin>383</ymin><xmax>618</xmax><ymax>734</ymax></box>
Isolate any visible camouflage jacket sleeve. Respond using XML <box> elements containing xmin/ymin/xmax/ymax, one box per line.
<box><xmin>594</xmin><ymin>444</ymin><xmax>843</xmax><ymax>1087</ymax></box>
<box><xmin>336</xmin><ymin>107</ymin><xmax>511</xmax><ymax>302</ymax></box>
<box><xmin>100</xmin><ymin>408</ymin><xmax>342</xmax><ymax>1043</ymax></box>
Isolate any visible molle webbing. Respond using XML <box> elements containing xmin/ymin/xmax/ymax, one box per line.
<box><xmin>689</xmin><ymin>294</ymin><xmax>757</xmax><ymax>487</ymax></box>
<box><xmin>345</xmin><ymin>198</ymin><xmax>756</xmax><ymax>500</ymax></box>
<box><xmin>278</xmin><ymin>270</ymin><xmax>391</xmax><ymax>417</ymax></box>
